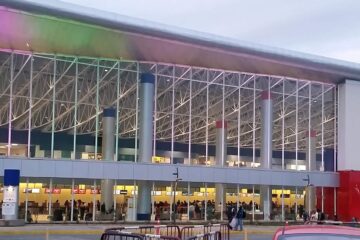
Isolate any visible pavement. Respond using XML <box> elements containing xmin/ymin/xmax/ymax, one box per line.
<box><xmin>0</xmin><ymin>224</ymin><xmax>280</xmax><ymax>240</ymax></box>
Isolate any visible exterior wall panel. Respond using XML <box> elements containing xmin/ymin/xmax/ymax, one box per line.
<box><xmin>0</xmin><ymin>158</ymin><xmax>339</xmax><ymax>187</ymax></box>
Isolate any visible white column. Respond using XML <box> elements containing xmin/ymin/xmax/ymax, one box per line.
<box><xmin>215</xmin><ymin>120</ymin><xmax>227</xmax><ymax>220</ymax></box>
<box><xmin>260</xmin><ymin>91</ymin><xmax>273</xmax><ymax>221</ymax></box>
<box><xmin>137</xmin><ymin>73</ymin><xmax>155</xmax><ymax>220</ymax></box>
<box><xmin>306</xmin><ymin>130</ymin><xmax>317</xmax><ymax>171</ymax></box>
<box><xmin>338</xmin><ymin>80</ymin><xmax>360</xmax><ymax>170</ymax></box>
<box><xmin>101</xmin><ymin>108</ymin><xmax>116</xmax><ymax>213</ymax></box>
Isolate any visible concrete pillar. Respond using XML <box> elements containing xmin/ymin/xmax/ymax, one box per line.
<box><xmin>137</xmin><ymin>73</ymin><xmax>155</xmax><ymax>220</ymax></box>
<box><xmin>101</xmin><ymin>108</ymin><xmax>116</xmax><ymax>213</ymax></box>
<box><xmin>260</xmin><ymin>91</ymin><xmax>273</xmax><ymax>220</ymax></box>
<box><xmin>215</xmin><ymin>120</ymin><xmax>227</xmax><ymax>220</ymax></box>
<box><xmin>338</xmin><ymin>80</ymin><xmax>360</xmax><ymax>171</ymax></box>
<box><xmin>305</xmin><ymin>130</ymin><xmax>317</xmax><ymax>214</ymax></box>
<box><xmin>306</xmin><ymin>130</ymin><xmax>317</xmax><ymax>171</ymax></box>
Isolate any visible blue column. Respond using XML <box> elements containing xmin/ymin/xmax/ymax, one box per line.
<box><xmin>2</xmin><ymin>169</ymin><xmax>20</xmax><ymax>220</ymax></box>
<box><xmin>137</xmin><ymin>73</ymin><xmax>155</xmax><ymax>220</ymax></box>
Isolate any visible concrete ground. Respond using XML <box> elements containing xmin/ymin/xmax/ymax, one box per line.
<box><xmin>0</xmin><ymin>224</ymin><xmax>279</xmax><ymax>240</ymax></box>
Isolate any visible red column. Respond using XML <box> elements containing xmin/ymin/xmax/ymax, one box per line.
<box><xmin>316</xmin><ymin>187</ymin><xmax>334</xmax><ymax>219</ymax></box>
<box><xmin>337</xmin><ymin>171</ymin><xmax>360</xmax><ymax>221</ymax></box>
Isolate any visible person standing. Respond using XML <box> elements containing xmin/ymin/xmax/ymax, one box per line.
<box><xmin>235</xmin><ymin>206</ymin><xmax>245</xmax><ymax>231</ymax></box>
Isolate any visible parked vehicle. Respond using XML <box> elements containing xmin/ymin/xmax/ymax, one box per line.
<box><xmin>273</xmin><ymin>225</ymin><xmax>360</xmax><ymax>240</ymax></box>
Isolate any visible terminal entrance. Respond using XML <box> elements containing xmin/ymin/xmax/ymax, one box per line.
<box><xmin>0</xmin><ymin>179</ymin><xmax>305</xmax><ymax>223</ymax></box>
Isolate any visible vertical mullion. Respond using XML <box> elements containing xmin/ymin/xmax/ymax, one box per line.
<box><xmin>237</xmin><ymin>73</ymin><xmax>241</xmax><ymax>168</ymax></box>
<box><xmin>321</xmin><ymin>85</ymin><xmax>325</xmax><ymax>212</ymax></box>
<box><xmin>51</xmin><ymin>56</ymin><xmax>56</xmax><ymax>159</ymax></box>
<box><xmin>115</xmin><ymin>61</ymin><xmax>120</xmax><ymax>161</ymax></box>
<box><xmin>71</xmin><ymin>179</ymin><xmax>74</xmax><ymax>221</ymax></box>
<box><xmin>252</xmin><ymin>185</ymin><xmax>255</xmax><ymax>222</ymax></box>
<box><xmin>187</xmin><ymin>182</ymin><xmax>190</xmax><ymax>220</ymax></box>
<box><xmin>188</xmin><ymin>68</ymin><xmax>192</xmax><ymax>165</ymax></box>
<box><xmin>133</xmin><ymin>180</ymin><xmax>137</xmax><ymax>221</ymax></box>
<box><xmin>170</xmin><ymin>182</ymin><xmax>173</xmax><ymax>221</ymax></box>
<box><xmin>95</xmin><ymin>60</ymin><xmax>99</xmax><ymax>159</ymax></box>
<box><xmin>333</xmin><ymin>86</ymin><xmax>337</xmax><ymax>172</ymax></box>
<box><xmin>222</xmin><ymin>72</ymin><xmax>225</xmax><ymax>166</ymax></box>
<box><xmin>73</xmin><ymin>58</ymin><xmax>78</xmax><ymax>160</ymax></box>
<box><xmin>236</xmin><ymin>184</ymin><xmax>240</xmax><ymax>211</ymax></box>
<box><xmin>114</xmin><ymin>180</ymin><xmax>117</xmax><ymax>221</ymax></box>
<box><xmin>48</xmin><ymin>178</ymin><xmax>53</xmax><ymax>217</ymax></box>
<box><xmin>282</xmin><ymin>80</ymin><xmax>285</xmax><ymax>170</ymax></box>
<box><xmin>281</xmin><ymin>187</ymin><xmax>284</xmax><ymax>221</ymax></box>
<box><xmin>308</xmin><ymin>84</ymin><xmax>312</xmax><ymax>171</ymax></box>
<box><xmin>252</xmin><ymin>77</ymin><xmax>256</xmax><ymax>165</ymax></box>
<box><xmin>295</xmin><ymin>80</ymin><xmax>299</xmax><ymax>169</ymax></box>
<box><xmin>205</xmin><ymin>70</ymin><xmax>209</xmax><ymax>165</ymax></box>
<box><xmin>27</xmin><ymin>55</ymin><xmax>33</xmax><ymax>158</ymax></box>
<box><xmin>295</xmin><ymin>187</ymin><xmax>298</xmax><ymax>220</ymax></box>
<box><xmin>7</xmin><ymin>52</ymin><xmax>13</xmax><ymax>156</ymax></box>
<box><xmin>204</xmin><ymin>183</ymin><xmax>208</xmax><ymax>221</ymax></box>
<box><xmin>153</xmin><ymin>65</ymin><xmax>158</xmax><ymax>157</ymax></box>
<box><xmin>134</xmin><ymin>63</ymin><xmax>139</xmax><ymax>163</ymax></box>
<box><xmin>92</xmin><ymin>179</ymin><xmax>96</xmax><ymax>222</ymax></box>
<box><xmin>321</xmin><ymin>84</ymin><xmax>325</xmax><ymax>171</ymax></box>
<box><xmin>151</xmin><ymin>182</ymin><xmax>155</xmax><ymax>217</ymax></box>
<box><xmin>171</xmin><ymin>67</ymin><xmax>175</xmax><ymax>164</ymax></box>
<box><xmin>334</xmin><ymin>187</ymin><xmax>337</xmax><ymax>216</ymax></box>
<box><xmin>25</xmin><ymin>178</ymin><xmax>29</xmax><ymax>222</ymax></box>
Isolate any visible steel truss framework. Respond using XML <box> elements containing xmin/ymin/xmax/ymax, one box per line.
<box><xmin>0</xmin><ymin>50</ymin><xmax>336</xmax><ymax>164</ymax></box>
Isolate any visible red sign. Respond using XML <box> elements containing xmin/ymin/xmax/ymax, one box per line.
<box><xmin>53</xmin><ymin>188</ymin><xmax>61</xmax><ymax>194</ymax></box>
<box><xmin>72</xmin><ymin>189</ymin><xmax>86</xmax><ymax>194</ymax></box>
<box><xmin>45</xmin><ymin>188</ymin><xmax>61</xmax><ymax>194</ymax></box>
<box><xmin>90</xmin><ymin>189</ymin><xmax>100</xmax><ymax>194</ymax></box>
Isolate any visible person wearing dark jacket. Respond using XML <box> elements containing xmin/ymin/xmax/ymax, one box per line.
<box><xmin>235</xmin><ymin>206</ymin><xmax>245</xmax><ymax>231</ymax></box>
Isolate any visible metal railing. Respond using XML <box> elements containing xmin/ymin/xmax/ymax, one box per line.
<box><xmin>102</xmin><ymin>223</ymin><xmax>229</xmax><ymax>240</ymax></box>
<box><xmin>105</xmin><ymin>225</ymin><xmax>181</xmax><ymax>238</ymax></box>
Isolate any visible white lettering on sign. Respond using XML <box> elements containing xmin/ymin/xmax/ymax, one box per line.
<box><xmin>3</xmin><ymin>186</ymin><xmax>17</xmax><ymax>203</ymax></box>
<box><xmin>2</xmin><ymin>203</ymin><xmax>15</xmax><ymax>215</ymax></box>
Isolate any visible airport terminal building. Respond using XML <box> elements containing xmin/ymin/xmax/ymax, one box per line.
<box><xmin>0</xmin><ymin>1</ymin><xmax>360</xmax><ymax>223</ymax></box>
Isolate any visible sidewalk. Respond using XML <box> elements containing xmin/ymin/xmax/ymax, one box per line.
<box><xmin>0</xmin><ymin>224</ymin><xmax>279</xmax><ymax>236</ymax></box>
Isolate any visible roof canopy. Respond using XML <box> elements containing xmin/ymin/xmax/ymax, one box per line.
<box><xmin>1</xmin><ymin>0</ymin><xmax>360</xmax><ymax>83</ymax></box>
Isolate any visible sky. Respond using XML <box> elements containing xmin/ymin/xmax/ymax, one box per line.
<box><xmin>60</xmin><ymin>0</ymin><xmax>360</xmax><ymax>63</ymax></box>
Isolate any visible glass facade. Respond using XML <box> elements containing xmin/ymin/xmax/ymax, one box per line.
<box><xmin>0</xmin><ymin>50</ymin><xmax>337</xmax><ymax>222</ymax></box>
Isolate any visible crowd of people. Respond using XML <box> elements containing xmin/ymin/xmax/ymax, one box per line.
<box><xmin>7</xmin><ymin>199</ymin><xmax>357</xmax><ymax>225</ymax></box>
